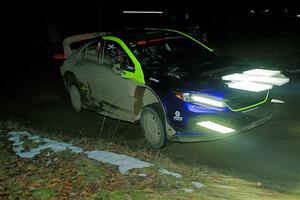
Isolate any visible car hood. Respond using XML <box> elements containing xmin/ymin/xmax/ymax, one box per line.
<box><xmin>144</xmin><ymin>60</ymin><xmax>269</xmax><ymax>110</ymax></box>
<box><xmin>144</xmin><ymin>59</ymin><xmax>241</xmax><ymax>90</ymax></box>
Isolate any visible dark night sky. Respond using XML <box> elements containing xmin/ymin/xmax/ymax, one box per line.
<box><xmin>2</xmin><ymin>1</ymin><xmax>300</xmax><ymax>38</ymax></box>
<box><xmin>0</xmin><ymin>0</ymin><xmax>299</xmax><ymax>96</ymax></box>
<box><xmin>1</xmin><ymin>0</ymin><xmax>300</xmax><ymax>63</ymax></box>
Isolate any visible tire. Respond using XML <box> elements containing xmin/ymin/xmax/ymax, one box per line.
<box><xmin>69</xmin><ymin>85</ymin><xmax>82</xmax><ymax>112</ymax></box>
<box><xmin>140</xmin><ymin>104</ymin><xmax>167</xmax><ymax>149</ymax></box>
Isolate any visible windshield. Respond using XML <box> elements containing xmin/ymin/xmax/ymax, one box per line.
<box><xmin>128</xmin><ymin>35</ymin><xmax>217</xmax><ymax>69</ymax></box>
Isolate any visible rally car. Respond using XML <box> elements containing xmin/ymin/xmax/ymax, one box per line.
<box><xmin>60</xmin><ymin>28</ymin><xmax>289</xmax><ymax>148</ymax></box>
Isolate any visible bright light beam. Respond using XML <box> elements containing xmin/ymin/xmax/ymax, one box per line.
<box><xmin>243</xmin><ymin>69</ymin><xmax>280</xmax><ymax>77</ymax></box>
<box><xmin>271</xmin><ymin>99</ymin><xmax>285</xmax><ymax>103</ymax></box>
<box><xmin>197</xmin><ymin>121</ymin><xmax>235</xmax><ymax>134</ymax></box>
<box><xmin>222</xmin><ymin>73</ymin><xmax>289</xmax><ymax>86</ymax></box>
<box><xmin>226</xmin><ymin>81</ymin><xmax>273</xmax><ymax>92</ymax></box>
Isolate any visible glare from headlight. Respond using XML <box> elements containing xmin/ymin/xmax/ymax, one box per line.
<box><xmin>243</xmin><ymin>69</ymin><xmax>280</xmax><ymax>76</ymax></box>
<box><xmin>222</xmin><ymin>69</ymin><xmax>289</xmax><ymax>91</ymax></box>
<box><xmin>226</xmin><ymin>81</ymin><xmax>273</xmax><ymax>92</ymax></box>
<box><xmin>197</xmin><ymin>121</ymin><xmax>235</xmax><ymax>134</ymax></box>
<box><xmin>222</xmin><ymin>73</ymin><xmax>288</xmax><ymax>86</ymax></box>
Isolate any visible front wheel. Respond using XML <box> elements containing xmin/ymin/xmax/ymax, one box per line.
<box><xmin>140</xmin><ymin>104</ymin><xmax>167</xmax><ymax>149</ymax></box>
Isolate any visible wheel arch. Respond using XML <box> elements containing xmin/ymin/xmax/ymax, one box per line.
<box><xmin>133</xmin><ymin>86</ymin><xmax>176</xmax><ymax>138</ymax></box>
<box><xmin>63</xmin><ymin>71</ymin><xmax>91</xmax><ymax>105</ymax></box>
<box><xmin>63</xmin><ymin>71</ymin><xmax>78</xmax><ymax>91</ymax></box>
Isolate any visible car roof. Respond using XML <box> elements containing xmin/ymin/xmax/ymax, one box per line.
<box><xmin>108</xmin><ymin>28</ymin><xmax>179</xmax><ymax>42</ymax></box>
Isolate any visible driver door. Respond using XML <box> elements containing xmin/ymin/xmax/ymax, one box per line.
<box><xmin>99</xmin><ymin>40</ymin><xmax>134</xmax><ymax>120</ymax></box>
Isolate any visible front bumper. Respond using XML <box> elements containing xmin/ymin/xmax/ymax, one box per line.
<box><xmin>169</xmin><ymin>102</ymin><xmax>272</xmax><ymax>142</ymax></box>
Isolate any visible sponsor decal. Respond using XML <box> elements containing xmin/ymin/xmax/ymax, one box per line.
<box><xmin>173</xmin><ymin>111</ymin><xmax>183</xmax><ymax>121</ymax></box>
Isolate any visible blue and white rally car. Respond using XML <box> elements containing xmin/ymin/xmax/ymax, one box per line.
<box><xmin>60</xmin><ymin>28</ymin><xmax>289</xmax><ymax>148</ymax></box>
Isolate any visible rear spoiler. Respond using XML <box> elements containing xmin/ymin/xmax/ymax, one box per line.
<box><xmin>63</xmin><ymin>32</ymin><xmax>110</xmax><ymax>58</ymax></box>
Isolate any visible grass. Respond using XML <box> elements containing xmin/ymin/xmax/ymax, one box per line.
<box><xmin>0</xmin><ymin>120</ymin><xmax>299</xmax><ymax>199</ymax></box>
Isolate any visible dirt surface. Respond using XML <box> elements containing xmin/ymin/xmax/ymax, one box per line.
<box><xmin>2</xmin><ymin>128</ymin><xmax>297</xmax><ymax>199</ymax></box>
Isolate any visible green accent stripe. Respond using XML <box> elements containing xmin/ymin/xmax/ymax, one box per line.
<box><xmin>164</xmin><ymin>29</ymin><xmax>214</xmax><ymax>52</ymax></box>
<box><xmin>103</xmin><ymin>36</ymin><xmax>145</xmax><ymax>84</ymax></box>
<box><xmin>225</xmin><ymin>90</ymin><xmax>269</xmax><ymax>112</ymax></box>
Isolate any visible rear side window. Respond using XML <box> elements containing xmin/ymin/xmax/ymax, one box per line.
<box><xmin>82</xmin><ymin>40</ymin><xmax>102</xmax><ymax>62</ymax></box>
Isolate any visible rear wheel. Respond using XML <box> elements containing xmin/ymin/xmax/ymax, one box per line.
<box><xmin>69</xmin><ymin>85</ymin><xmax>82</xmax><ymax>112</ymax></box>
<box><xmin>140</xmin><ymin>104</ymin><xmax>167</xmax><ymax>148</ymax></box>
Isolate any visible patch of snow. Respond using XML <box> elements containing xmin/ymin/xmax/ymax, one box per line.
<box><xmin>183</xmin><ymin>188</ymin><xmax>193</xmax><ymax>193</ymax></box>
<box><xmin>38</xmin><ymin>141</ymin><xmax>70</xmax><ymax>152</ymax></box>
<box><xmin>17</xmin><ymin>148</ymin><xmax>42</xmax><ymax>158</ymax></box>
<box><xmin>28</xmin><ymin>135</ymin><xmax>43</xmax><ymax>143</ymax></box>
<box><xmin>8</xmin><ymin>131</ymin><xmax>153</xmax><ymax>174</ymax></box>
<box><xmin>28</xmin><ymin>135</ymin><xmax>41</xmax><ymax>141</ymax></box>
<box><xmin>85</xmin><ymin>150</ymin><xmax>153</xmax><ymax>174</ymax></box>
<box><xmin>8</xmin><ymin>131</ymin><xmax>29</xmax><ymax>153</ymax></box>
<box><xmin>159</xmin><ymin>168</ymin><xmax>182</xmax><ymax>178</ymax></box>
<box><xmin>138</xmin><ymin>173</ymin><xmax>148</xmax><ymax>177</ymax></box>
<box><xmin>8</xmin><ymin>131</ymin><xmax>85</xmax><ymax>157</ymax></box>
<box><xmin>7</xmin><ymin>131</ymin><xmax>153</xmax><ymax>175</ymax></box>
<box><xmin>191</xmin><ymin>181</ymin><xmax>205</xmax><ymax>189</ymax></box>
<box><xmin>271</xmin><ymin>99</ymin><xmax>285</xmax><ymax>103</ymax></box>
<box><xmin>42</xmin><ymin>138</ymin><xmax>56</xmax><ymax>143</ymax></box>
<box><xmin>68</xmin><ymin>146</ymin><xmax>84</xmax><ymax>153</ymax></box>
<box><xmin>9</xmin><ymin>131</ymin><xmax>30</xmax><ymax>141</ymax></box>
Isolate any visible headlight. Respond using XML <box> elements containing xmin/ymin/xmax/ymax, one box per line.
<box><xmin>180</xmin><ymin>92</ymin><xmax>225</xmax><ymax>108</ymax></box>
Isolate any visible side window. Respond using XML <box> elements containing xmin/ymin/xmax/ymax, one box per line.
<box><xmin>82</xmin><ymin>40</ymin><xmax>102</xmax><ymax>62</ymax></box>
<box><xmin>103</xmin><ymin>41</ymin><xmax>135</xmax><ymax>72</ymax></box>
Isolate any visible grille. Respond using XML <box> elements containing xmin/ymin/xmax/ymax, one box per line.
<box><xmin>225</xmin><ymin>90</ymin><xmax>268</xmax><ymax>110</ymax></box>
